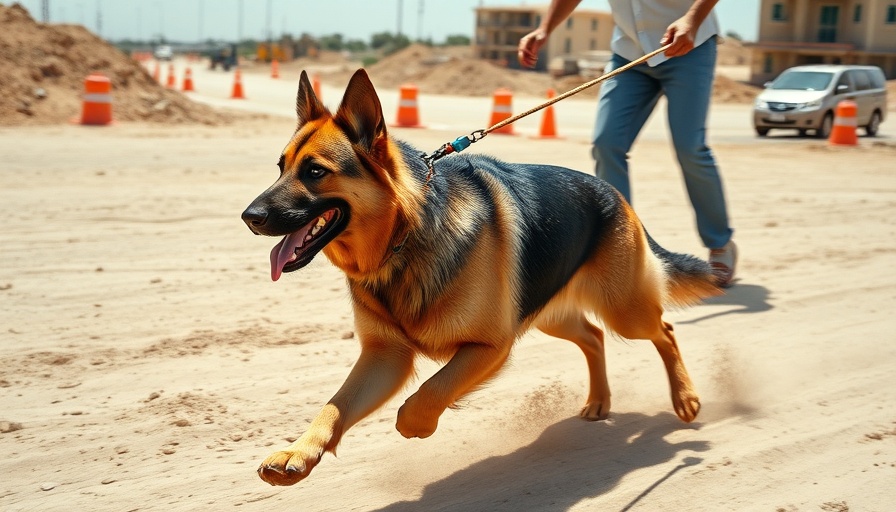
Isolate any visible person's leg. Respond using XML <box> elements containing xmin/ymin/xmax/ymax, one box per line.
<box><xmin>592</xmin><ymin>55</ymin><xmax>662</xmax><ymax>203</ymax></box>
<box><xmin>658</xmin><ymin>37</ymin><xmax>733</xmax><ymax>250</ymax></box>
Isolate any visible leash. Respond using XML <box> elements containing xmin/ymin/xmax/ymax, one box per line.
<box><xmin>418</xmin><ymin>43</ymin><xmax>673</xmax><ymax>177</ymax></box>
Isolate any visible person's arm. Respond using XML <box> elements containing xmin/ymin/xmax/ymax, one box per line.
<box><xmin>661</xmin><ymin>0</ymin><xmax>719</xmax><ymax>57</ymax></box>
<box><xmin>518</xmin><ymin>0</ymin><xmax>583</xmax><ymax>68</ymax></box>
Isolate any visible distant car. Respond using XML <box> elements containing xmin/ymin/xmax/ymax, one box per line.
<box><xmin>207</xmin><ymin>44</ymin><xmax>238</xmax><ymax>71</ymax></box>
<box><xmin>154</xmin><ymin>45</ymin><xmax>173</xmax><ymax>61</ymax></box>
<box><xmin>752</xmin><ymin>65</ymin><xmax>887</xmax><ymax>138</ymax></box>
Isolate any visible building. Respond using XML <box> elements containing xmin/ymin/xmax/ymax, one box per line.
<box><xmin>474</xmin><ymin>5</ymin><xmax>613</xmax><ymax>72</ymax></box>
<box><xmin>749</xmin><ymin>0</ymin><xmax>896</xmax><ymax>84</ymax></box>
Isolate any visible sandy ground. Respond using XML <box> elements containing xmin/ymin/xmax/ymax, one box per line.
<box><xmin>1</xmin><ymin>114</ymin><xmax>895</xmax><ymax>512</ymax></box>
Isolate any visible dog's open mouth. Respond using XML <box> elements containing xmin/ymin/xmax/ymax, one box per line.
<box><xmin>270</xmin><ymin>208</ymin><xmax>343</xmax><ymax>281</ymax></box>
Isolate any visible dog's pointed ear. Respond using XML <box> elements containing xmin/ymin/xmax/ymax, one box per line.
<box><xmin>296</xmin><ymin>70</ymin><xmax>327</xmax><ymax>126</ymax></box>
<box><xmin>334</xmin><ymin>69</ymin><xmax>387</xmax><ymax>151</ymax></box>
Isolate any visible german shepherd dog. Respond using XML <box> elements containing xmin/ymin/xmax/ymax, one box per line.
<box><xmin>241</xmin><ymin>69</ymin><xmax>720</xmax><ymax>486</ymax></box>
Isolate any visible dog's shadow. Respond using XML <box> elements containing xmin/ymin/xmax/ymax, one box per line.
<box><xmin>372</xmin><ymin>412</ymin><xmax>709</xmax><ymax>512</ymax></box>
<box><xmin>679</xmin><ymin>282</ymin><xmax>773</xmax><ymax>324</ymax></box>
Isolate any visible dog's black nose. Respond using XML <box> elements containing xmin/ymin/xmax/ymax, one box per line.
<box><xmin>241</xmin><ymin>205</ymin><xmax>268</xmax><ymax>233</ymax></box>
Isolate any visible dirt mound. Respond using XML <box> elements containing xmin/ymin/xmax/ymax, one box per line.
<box><xmin>712</xmin><ymin>74</ymin><xmax>761</xmax><ymax>103</ymax></box>
<box><xmin>717</xmin><ymin>37</ymin><xmax>750</xmax><ymax>66</ymax></box>
<box><xmin>888</xmin><ymin>80</ymin><xmax>896</xmax><ymax>111</ymax></box>
<box><xmin>321</xmin><ymin>42</ymin><xmax>759</xmax><ymax>104</ymax></box>
<box><xmin>0</xmin><ymin>4</ymin><xmax>235</xmax><ymax>125</ymax></box>
<box><xmin>321</xmin><ymin>44</ymin><xmax>554</xmax><ymax>98</ymax></box>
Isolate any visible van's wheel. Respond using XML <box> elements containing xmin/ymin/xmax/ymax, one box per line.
<box><xmin>865</xmin><ymin>111</ymin><xmax>881</xmax><ymax>137</ymax></box>
<box><xmin>755</xmin><ymin>127</ymin><xmax>769</xmax><ymax>137</ymax></box>
<box><xmin>815</xmin><ymin>112</ymin><xmax>834</xmax><ymax>139</ymax></box>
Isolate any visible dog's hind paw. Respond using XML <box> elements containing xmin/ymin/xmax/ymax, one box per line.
<box><xmin>579</xmin><ymin>399</ymin><xmax>611</xmax><ymax>421</ymax></box>
<box><xmin>257</xmin><ymin>447</ymin><xmax>323</xmax><ymax>486</ymax></box>
<box><xmin>396</xmin><ymin>397</ymin><xmax>441</xmax><ymax>439</ymax></box>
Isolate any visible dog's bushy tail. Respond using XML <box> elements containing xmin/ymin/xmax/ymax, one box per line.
<box><xmin>647</xmin><ymin>233</ymin><xmax>722</xmax><ymax>307</ymax></box>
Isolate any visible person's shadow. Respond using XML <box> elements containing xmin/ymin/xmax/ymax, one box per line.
<box><xmin>679</xmin><ymin>282</ymin><xmax>773</xmax><ymax>324</ymax></box>
<box><xmin>371</xmin><ymin>412</ymin><xmax>709</xmax><ymax>512</ymax></box>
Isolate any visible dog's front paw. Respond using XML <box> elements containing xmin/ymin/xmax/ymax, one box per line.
<box><xmin>672</xmin><ymin>391</ymin><xmax>701</xmax><ymax>423</ymax></box>
<box><xmin>257</xmin><ymin>445</ymin><xmax>323</xmax><ymax>486</ymax></box>
<box><xmin>396</xmin><ymin>397</ymin><xmax>440</xmax><ymax>439</ymax></box>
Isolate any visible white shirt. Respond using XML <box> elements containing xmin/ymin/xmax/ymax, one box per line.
<box><xmin>608</xmin><ymin>0</ymin><xmax>720</xmax><ymax>66</ymax></box>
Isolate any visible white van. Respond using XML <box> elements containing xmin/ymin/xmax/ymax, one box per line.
<box><xmin>154</xmin><ymin>45</ymin><xmax>173</xmax><ymax>61</ymax></box>
<box><xmin>752</xmin><ymin>65</ymin><xmax>887</xmax><ymax>138</ymax></box>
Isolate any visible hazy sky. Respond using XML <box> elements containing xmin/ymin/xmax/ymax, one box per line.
<box><xmin>11</xmin><ymin>0</ymin><xmax>760</xmax><ymax>43</ymax></box>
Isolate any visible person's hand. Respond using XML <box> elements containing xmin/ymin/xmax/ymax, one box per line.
<box><xmin>518</xmin><ymin>28</ymin><xmax>548</xmax><ymax>68</ymax></box>
<box><xmin>660</xmin><ymin>15</ymin><xmax>698</xmax><ymax>57</ymax></box>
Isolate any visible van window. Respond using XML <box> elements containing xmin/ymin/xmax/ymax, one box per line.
<box><xmin>771</xmin><ymin>70</ymin><xmax>834</xmax><ymax>91</ymax></box>
<box><xmin>836</xmin><ymin>73</ymin><xmax>853</xmax><ymax>92</ymax></box>
<box><xmin>849</xmin><ymin>70</ymin><xmax>872</xmax><ymax>91</ymax></box>
<box><xmin>868</xmin><ymin>69</ymin><xmax>886</xmax><ymax>88</ymax></box>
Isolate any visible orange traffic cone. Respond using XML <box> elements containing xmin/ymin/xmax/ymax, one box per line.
<box><xmin>271</xmin><ymin>60</ymin><xmax>280</xmax><ymax>79</ymax></box>
<box><xmin>182</xmin><ymin>66</ymin><xmax>195</xmax><ymax>92</ymax></box>
<box><xmin>231</xmin><ymin>68</ymin><xmax>246</xmax><ymax>99</ymax></box>
<box><xmin>312</xmin><ymin>74</ymin><xmax>322</xmax><ymax>101</ymax></box>
<box><xmin>166</xmin><ymin>64</ymin><xmax>176</xmax><ymax>88</ymax></box>
<box><xmin>152</xmin><ymin>61</ymin><xmax>160</xmax><ymax>82</ymax></box>
<box><xmin>829</xmin><ymin>100</ymin><xmax>858</xmax><ymax>146</ymax></box>
<box><xmin>489</xmin><ymin>88</ymin><xmax>515</xmax><ymax>135</ymax></box>
<box><xmin>532</xmin><ymin>88</ymin><xmax>561</xmax><ymax>139</ymax></box>
<box><xmin>79</xmin><ymin>73</ymin><xmax>113</xmax><ymax>125</ymax></box>
<box><xmin>393</xmin><ymin>84</ymin><xmax>424</xmax><ymax>128</ymax></box>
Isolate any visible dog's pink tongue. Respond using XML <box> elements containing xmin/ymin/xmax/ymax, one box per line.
<box><xmin>269</xmin><ymin>233</ymin><xmax>302</xmax><ymax>282</ymax></box>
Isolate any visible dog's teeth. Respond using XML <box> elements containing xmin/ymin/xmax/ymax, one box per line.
<box><xmin>310</xmin><ymin>216</ymin><xmax>326</xmax><ymax>236</ymax></box>
<box><xmin>304</xmin><ymin>235</ymin><xmax>313</xmax><ymax>242</ymax></box>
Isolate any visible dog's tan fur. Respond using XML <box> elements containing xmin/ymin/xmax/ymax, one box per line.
<box><xmin>241</xmin><ymin>70</ymin><xmax>719</xmax><ymax>486</ymax></box>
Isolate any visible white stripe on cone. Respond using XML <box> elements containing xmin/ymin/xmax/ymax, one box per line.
<box><xmin>83</xmin><ymin>93</ymin><xmax>112</xmax><ymax>103</ymax></box>
<box><xmin>834</xmin><ymin>117</ymin><xmax>857</xmax><ymax>127</ymax></box>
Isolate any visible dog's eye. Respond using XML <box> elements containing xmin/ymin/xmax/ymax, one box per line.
<box><xmin>307</xmin><ymin>167</ymin><xmax>328</xmax><ymax>179</ymax></box>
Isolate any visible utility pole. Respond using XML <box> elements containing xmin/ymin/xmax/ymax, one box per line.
<box><xmin>417</xmin><ymin>0</ymin><xmax>423</xmax><ymax>42</ymax></box>
<box><xmin>155</xmin><ymin>1</ymin><xmax>164</xmax><ymax>42</ymax></box>
<box><xmin>198</xmin><ymin>0</ymin><xmax>203</xmax><ymax>42</ymax></box>
<box><xmin>95</xmin><ymin>0</ymin><xmax>102</xmax><ymax>37</ymax></box>
<box><xmin>266</xmin><ymin>0</ymin><xmax>272</xmax><ymax>48</ymax></box>
<box><xmin>41</xmin><ymin>0</ymin><xmax>49</xmax><ymax>22</ymax></box>
<box><xmin>397</xmin><ymin>0</ymin><xmax>402</xmax><ymax>37</ymax></box>
<box><xmin>238</xmin><ymin>0</ymin><xmax>243</xmax><ymax>42</ymax></box>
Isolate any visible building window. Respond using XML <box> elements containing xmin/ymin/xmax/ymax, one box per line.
<box><xmin>818</xmin><ymin>5</ymin><xmax>839</xmax><ymax>42</ymax></box>
<box><xmin>591</xmin><ymin>19</ymin><xmax>598</xmax><ymax>31</ymax></box>
<box><xmin>566</xmin><ymin>18</ymin><xmax>574</xmax><ymax>29</ymax></box>
<box><xmin>887</xmin><ymin>5</ymin><xmax>896</xmax><ymax>23</ymax></box>
<box><xmin>564</xmin><ymin>38</ymin><xmax>572</xmax><ymax>53</ymax></box>
<box><xmin>853</xmin><ymin>4</ymin><xmax>862</xmax><ymax>22</ymax></box>
<box><xmin>590</xmin><ymin>39</ymin><xmax>596</xmax><ymax>50</ymax></box>
<box><xmin>763</xmin><ymin>54</ymin><xmax>773</xmax><ymax>73</ymax></box>
<box><xmin>771</xmin><ymin>3</ymin><xmax>786</xmax><ymax>21</ymax></box>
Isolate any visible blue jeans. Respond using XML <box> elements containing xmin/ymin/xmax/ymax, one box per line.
<box><xmin>592</xmin><ymin>37</ymin><xmax>733</xmax><ymax>250</ymax></box>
